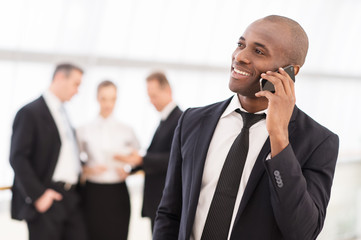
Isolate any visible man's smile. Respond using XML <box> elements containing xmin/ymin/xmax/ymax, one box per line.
<box><xmin>231</xmin><ymin>65</ymin><xmax>252</xmax><ymax>80</ymax></box>
<box><xmin>233</xmin><ymin>68</ymin><xmax>250</xmax><ymax>76</ymax></box>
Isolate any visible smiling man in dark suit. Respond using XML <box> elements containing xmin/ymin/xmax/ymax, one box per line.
<box><xmin>10</xmin><ymin>63</ymin><xmax>88</xmax><ymax>240</ymax></box>
<box><xmin>153</xmin><ymin>15</ymin><xmax>339</xmax><ymax>240</ymax></box>
<box><xmin>115</xmin><ymin>71</ymin><xmax>183</xmax><ymax>231</ymax></box>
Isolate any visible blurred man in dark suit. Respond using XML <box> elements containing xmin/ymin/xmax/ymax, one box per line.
<box><xmin>115</xmin><ymin>72</ymin><xmax>182</xmax><ymax>231</ymax></box>
<box><xmin>10</xmin><ymin>63</ymin><xmax>88</xmax><ymax>240</ymax></box>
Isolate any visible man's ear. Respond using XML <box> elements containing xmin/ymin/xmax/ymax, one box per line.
<box><xmin>53</xmin><ymin>71</ymin><xmax>66</xmax><ymax>82</ymax></box>
<box><xmin>293</xmin><ymin>65</ymin><xmax>301</xmax><ymax>76</ymax></box>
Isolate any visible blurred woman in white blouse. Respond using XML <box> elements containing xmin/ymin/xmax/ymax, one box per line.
<box><xmin>77</xmin><ymin>80</ymin><xmax>140</xmax><ymax>240</ymax></box>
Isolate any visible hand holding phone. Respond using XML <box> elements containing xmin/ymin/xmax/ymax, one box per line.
<box><xmin>255</xmin><ymin>65</ymin><xmax>297</xmax><ymax>158</ymax></box>
<box><xmin>259</xmin><ymin>65</ymin><xmax>295</xmax><ymax>93</ymax></box>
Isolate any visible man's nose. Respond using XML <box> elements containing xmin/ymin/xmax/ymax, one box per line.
<box><xmin>234</xmin><ymin>49</ymin><xmax>251</xmax><ymax>64</ymax></box>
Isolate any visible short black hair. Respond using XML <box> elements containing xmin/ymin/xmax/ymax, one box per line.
<box><xmin>52</xmin><ymin>63</ymin><xmax>84</xmax><ymax>80</ymax></box>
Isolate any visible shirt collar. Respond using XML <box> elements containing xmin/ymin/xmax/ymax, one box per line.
<box><xmin>43</xmin><ymin>89</ymin><xmax>63</xmax><ymax>112</ymax></box>
<box><xmin>96</xmin><ymin>114</ymin><xmax>115</xmax><ymax>124</ymax></box>
<box><xmin>160</xmin><ymin>101</ymin><xmax>177</xmax><ymax>120</ymax></box>
<box><xmin>221</xmin><ymin>95</ymin><xmax>267</xmax><ymax>119</ymax></box>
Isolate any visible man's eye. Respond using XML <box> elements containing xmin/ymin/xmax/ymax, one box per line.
<box><xmin>237</xmin><ymin>42</ymin><xmax>244</xmax><ymax>48</ymax></box>
<box><xmin>255</xmin><ymin>49</ymin><xmax>264</xmax><ymax>55</ymax></box>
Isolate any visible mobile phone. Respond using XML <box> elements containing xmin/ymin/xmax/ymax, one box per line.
<box><xmin>259</xmin><ymin>65</ymin><xmax>295</xmax><ymax>93</ymax></box>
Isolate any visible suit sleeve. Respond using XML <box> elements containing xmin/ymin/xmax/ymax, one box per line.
<box><xmin>264</xmin><ymin>133</ymin><xmax>339</xmax><ymax>240</ymax></box>
<box><xmin>153</xmin><ymin>111</ymin><xmax>187</xmax><ymax>240</ymax></box>
<box><xmin>142</xmin><ymin>152</ymin><xmax>170</xmax><ymax>175</ymax></box>
<box><xmin>9</xmin><ymin>107</ymin><xmax>46</xmax><ymax>202</ymax></box>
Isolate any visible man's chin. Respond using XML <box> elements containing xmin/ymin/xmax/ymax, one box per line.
<box><xmin>229</xmin><ymin>85</ymin><xmax>258</xmax><ymax>98</ymax></box>
<box><xmin>229</xmin><ymin>80</ymin><xmax>247</xmax><ymax>96</ymax></box>
<box><xmin>228</xmin><ymin>78</ymin><xmax>240</xmax><ymax>92</ymax></box>
<box><xmin>229</xmin><ymin>78</ymin><xmax>261</xmax><ymax>97</ymax></box>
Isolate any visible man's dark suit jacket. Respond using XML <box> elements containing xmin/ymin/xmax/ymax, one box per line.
<box><xmin>10</xmin><ymin>96</ymin><xmax>62</xmax><ymax>221</ymax></box>
<box><xmin>141</xmin><ymin>106</ymin><xmax>183</xmax><ymax>222</ymax></box>
<box><xmin>153</xmin><ymin>98</ymin><xmax>339</xmax><ymax>240</ymax></box>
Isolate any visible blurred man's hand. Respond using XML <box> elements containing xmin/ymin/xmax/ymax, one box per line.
<box><xmin>114</xmin><ymin>150</ymin><xmax>143</xmax><ymax>166</ymax></box>
<box><xmin>34</xmin><ymin>189</ymin><xmax>63</xmax><ymax>213</ymax></box>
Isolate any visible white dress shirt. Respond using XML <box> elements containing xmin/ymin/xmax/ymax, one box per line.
<box><xmin>43</xmin><ymin>90</ymin><xmax>81</xmax><ymax>184</ymax></box>
<box><xmin>160</xmin><ymin>101</ymin><xmax>177</xmax><ymax>120</ymax></box>
<box><xmin>77</xmin><ymin>115</ymin><xmax>140</xmax><ymax>184</ymax></box>
<box><xmin>191</xmin><ymin>95</ymin><xmax>269</xmax><ymax>240</ymax></box>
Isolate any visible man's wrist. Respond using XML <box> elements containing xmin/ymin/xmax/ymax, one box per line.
<box><xmin>269</xmin><ymin>132</ymin><xmax>289</xmax><ymax>157</ymax></box>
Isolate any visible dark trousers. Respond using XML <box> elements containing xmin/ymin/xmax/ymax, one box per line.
<box><xmin>27</xmin><ymin>184</ymin><xmax>88</xmax><ymax>240</ymax></box>
<box><xmin>84</xmin><ymin>181</ymin><xmax>131</xmax><ymax>240</ymax></box>
<box><xmin>151</xmin><ymin>217</ymin><xmax>155</xmax><ymax>233</ymax></box>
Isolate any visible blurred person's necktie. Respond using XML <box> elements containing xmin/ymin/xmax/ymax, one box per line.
<box><xmin>59</xmin><ymin>104</ymin><xmax>79</xmax><ymax>157</ymax></box>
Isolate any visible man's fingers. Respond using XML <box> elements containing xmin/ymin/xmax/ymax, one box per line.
<box><xmin>116</xmin><ymin>167</ymin><xmax>129</xmax><ymax>181</ymax></box>
<box><xmin>53</xmin><ymin>193</ymin><xmax>63</xmax><ymax>201</ymax></box>
<box><xmin>49</xmin><ymin>189</ymin><xmax>63</xmax><ymax>201</ymax></box>
<box><xmin>261</xmin><ymin>68</ymin><xmax>295</xmax><ymax>96</ymax></box>
<box><xmin>255</xmin><ymin>90</ymin><xmax>274</xmax><ymax>99</ymax></box>
<box><xmin>34</xmin><ymin>189</ymin><xmax>60</xmax><ymax>213</ymax></box>
<box><xmin>113</xmin><ymin>154</ymin><xmax>123</xmax><ymax>161</ymax></box>
<box><xmin>261</xmin><ymin>72</ymin><xmax>286</xmax><ymax>95</ymax></box>
<box><xmin>114</xmin><ymin>154</ymin><xmax>128</xmax><ymax>162</ymax></box>
<box><xmin>278</xmin><ymin>67</ymin><xmax>294</xmax><ymax>96</ymax></box>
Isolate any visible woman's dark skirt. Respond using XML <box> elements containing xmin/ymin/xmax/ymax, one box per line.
<box><xmin>84</xmin><ymin>181</ymin><xmax>131</xmax><ymax>240</ymax></box>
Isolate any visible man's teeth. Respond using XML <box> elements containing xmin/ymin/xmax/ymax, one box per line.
<box><xmin>234</xmin><ymin>68</ymin><xmax>250</xmax><ymax>76</ymax></box>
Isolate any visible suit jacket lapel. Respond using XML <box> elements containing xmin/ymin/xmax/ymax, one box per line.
<box><xmin>185</xmin><ymin>98</ymin><xmax>232</xmax><ymax>238</ymax></box>
<box><xmin>39</xmin><ymin>96</ymin><xmax>62</xmax><ymax>183</ymax></box>
<box><xmin>148</xmin><ymin>120</ymin><xmax>164</xmax><ymax>150</ymax></box>
<box><xmin>232</xmin><ymin>106</ymin><xmax>299</xmax><ymax>227</ymax></box>
<box><xmin>233</xmin><ymin>138</ymin><xmax>270</xmax><ymax>223</ymax></box>
<box><xmin>148</xmin><ymin>106</ymin><xmax>180</xmax><ymax>150</ymax></box>
<box><xmin>39</xmin><ymin>97</ymin><xmax>58</xmax><ymax>130</ymax></box>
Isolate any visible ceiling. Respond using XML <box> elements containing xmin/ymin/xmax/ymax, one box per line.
<box><xmin>0</xmin><ymin>0</ymin><xmax>360</xmax><ymax>77</ymax></box>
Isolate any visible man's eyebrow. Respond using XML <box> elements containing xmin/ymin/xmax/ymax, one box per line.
<box><xmin>239</xmin><ymin>37</ymin><xmax>268</xmax><ymax>49</ymax></box>
<box><xmin>239</xmin><ymin>36</ymin><xmax>269</xmax><ymax>52</ymax></box>
<box><xmin>254</xmin><ymin>42</ymin><xmax>267</xmax><ymax>49</ymax></box>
